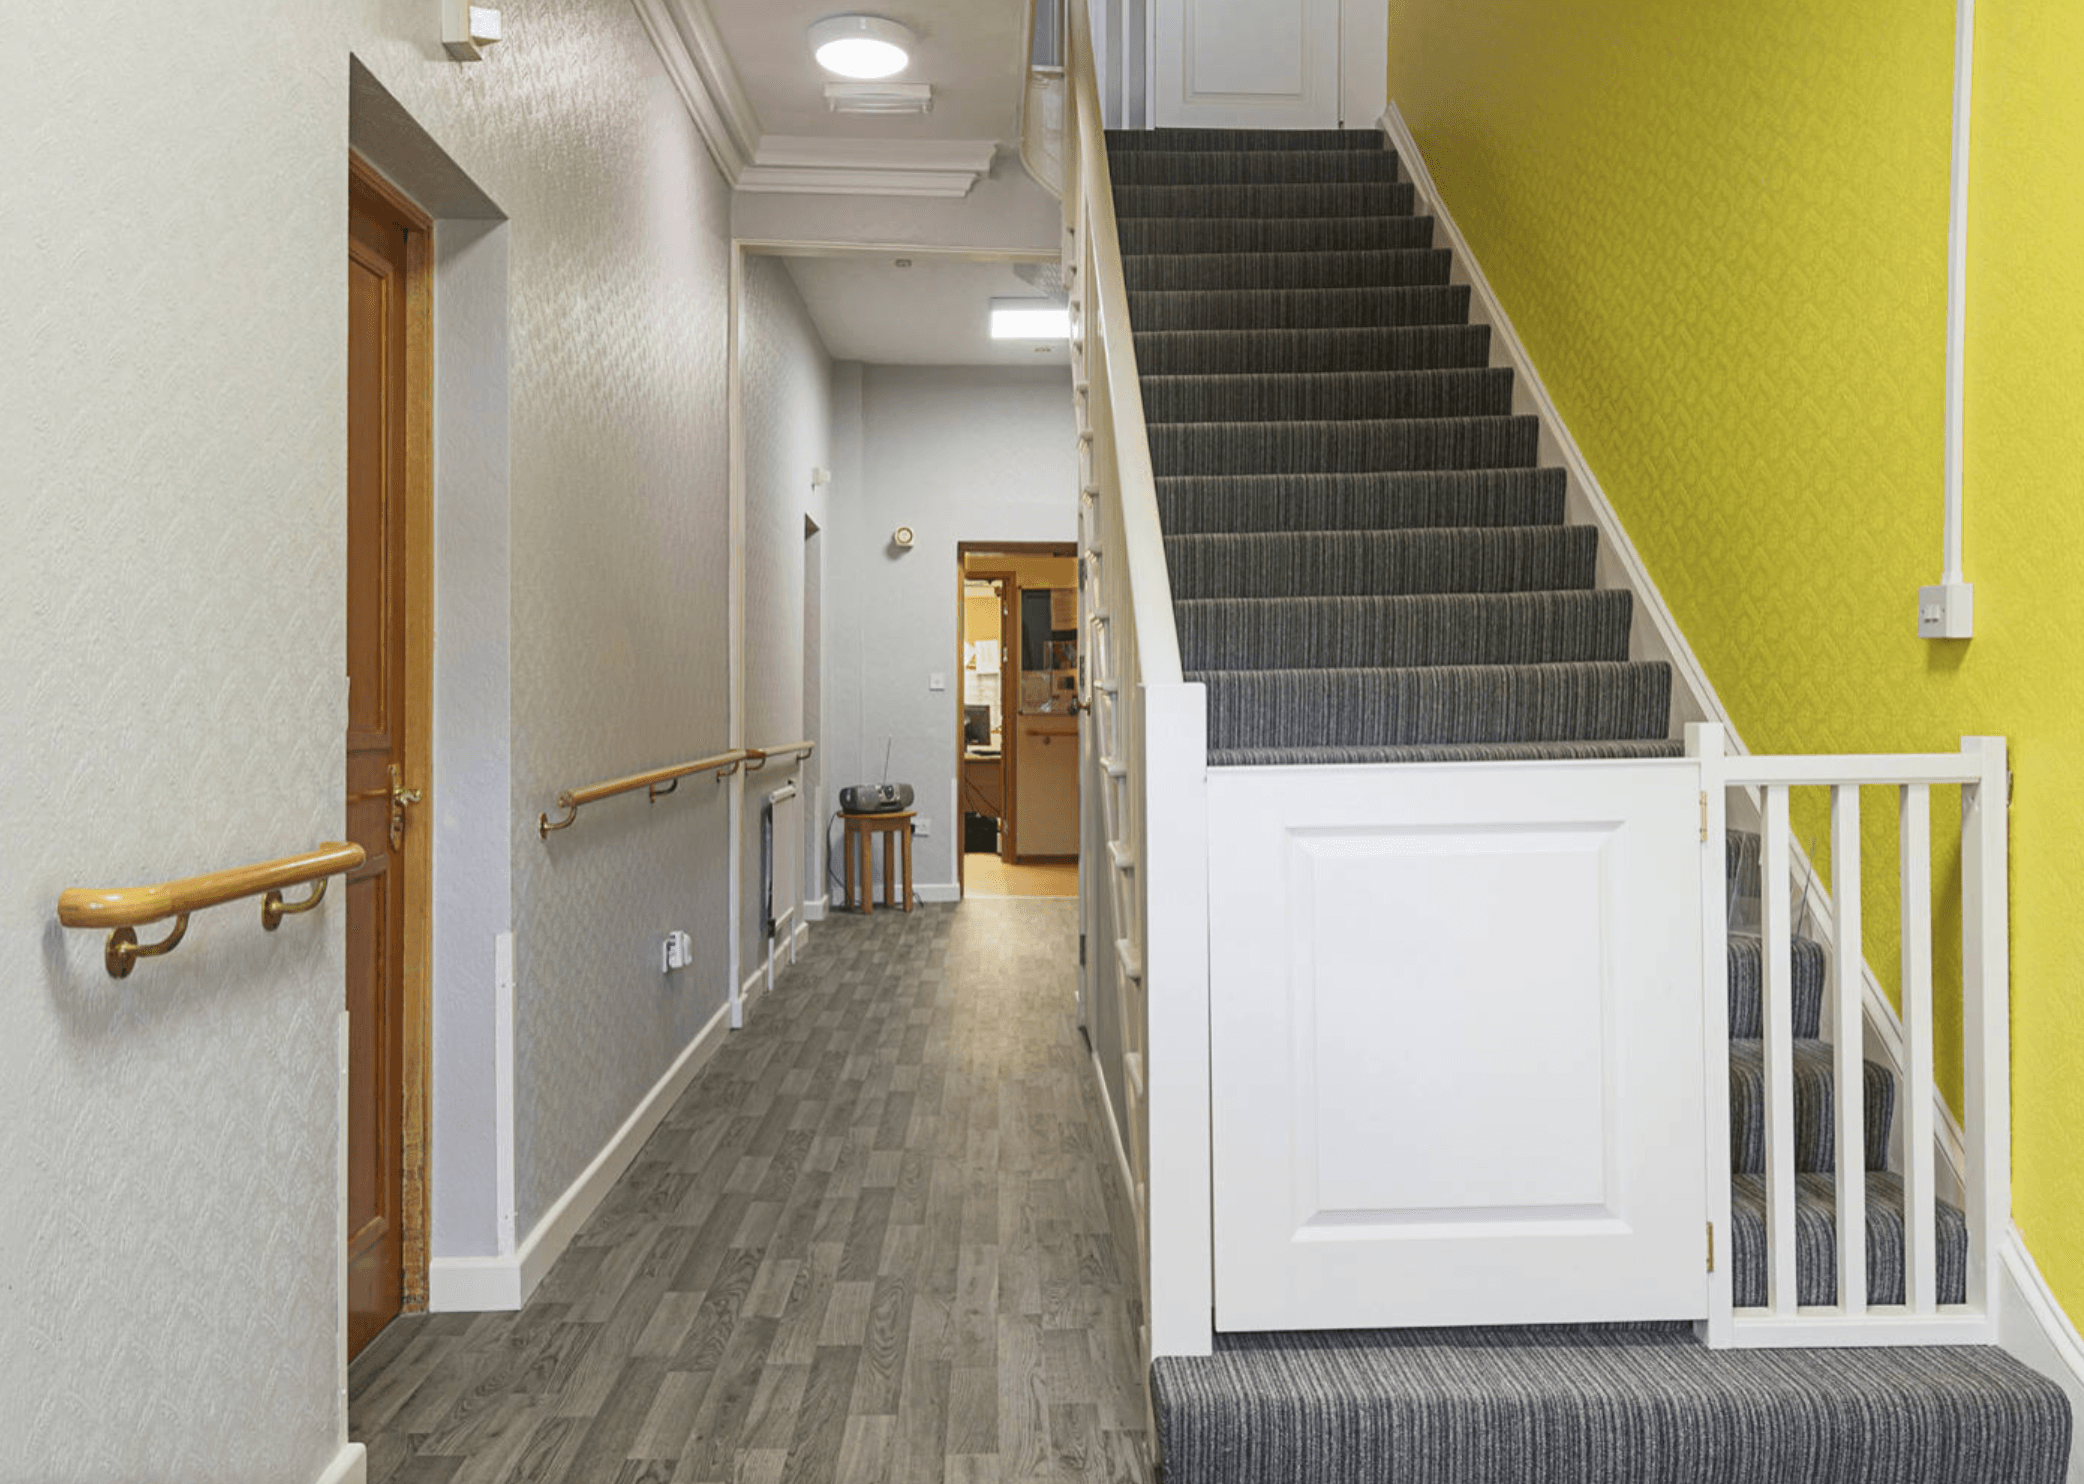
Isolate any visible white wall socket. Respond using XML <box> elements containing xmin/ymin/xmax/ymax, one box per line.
<box><xmin>662</xmin><ymin>929</ymin><xmax>693</xmax><ymax>973</ymax></box>
<box><xmin>929</xmin><ymin>671</ymin><xmax>946</xmax><ymax>691</ymax></box>
<box><xmin>916</xmin><ymin>816</ymin><xmax>931</xmax><ymax>837</ymax></box>
<box><xmin>1918</xmin><ymin>581</ymin><xmax>1974</xmax><ymax>639</ymax></box>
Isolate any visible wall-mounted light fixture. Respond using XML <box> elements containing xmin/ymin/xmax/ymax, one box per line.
<box><xmin>809</xmin><ymin>15</ymin><xmax>916</xmax><ymax>79</ymax></box>
<box><xmin>444</xmin><ymin>0</ymin><xmax>502</xmax><ymax>60</ymax></box>
<box><xmin>892</xmin><ymin>525</ymin><xmax>916</xmax><ymax>549</ymax></box>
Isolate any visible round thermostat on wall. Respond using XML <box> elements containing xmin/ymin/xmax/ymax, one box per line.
<box><xmin>892</xmin><ymin>526</ymin><xmax>914</xmax><ymax>548</ymax></box>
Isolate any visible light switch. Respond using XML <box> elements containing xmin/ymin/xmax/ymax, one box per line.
<box><xmin>929</xmin><ymin>672</ymin><xmax>946</xmax><ymax>691</ymax></box>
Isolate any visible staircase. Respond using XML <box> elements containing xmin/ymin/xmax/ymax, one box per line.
<box><xmin>1109</xmin><ymin>126</ymin><xmax>2070</xmax><ymax>1484</ymax></box>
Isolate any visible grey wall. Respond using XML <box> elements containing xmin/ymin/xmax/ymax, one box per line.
<box><xmin>739</xmin><ymin>256</ymin><xmax>833</xmax><ymax>975</ymax></box>
<box><xmin>825</xmin><ymin>364</ymin><xmax>1078</xmax><ymax>895</ymax></box>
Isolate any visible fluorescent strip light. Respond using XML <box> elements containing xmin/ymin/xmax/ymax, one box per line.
<box><xmin>990</xmin><ymin>300</ymin><xmax>1071</xmax><ymax>340</ymax></box>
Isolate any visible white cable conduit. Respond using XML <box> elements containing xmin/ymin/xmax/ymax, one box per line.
<box><xmin>1924</xmin><ymin>0</ymin><xmax>1976</xmax><ymax>638</ymax></box>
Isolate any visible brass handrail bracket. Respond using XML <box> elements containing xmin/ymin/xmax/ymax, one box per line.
<box><xmin>539</xmin><ymin>793</ymin><xmax>581</xmax><ymax>837</ymax></box>
<box><xmin>649</xmin><ymin>778</ymin><xmax>680</xmax><ymax>801</ymax></box>
<box><xmin>107</xmin><ymin>914</ymin><xmax>189</xmax><ymax>978</ymax></box>
<box><xmin>59</xmin><ymin>839</ymin><xmax>363</xmax><ymax>979</ymax></box>
<box><xmin>262</xmin><ymin>877</ymin><xmax>328</xmax><ymax>930</ymax></box>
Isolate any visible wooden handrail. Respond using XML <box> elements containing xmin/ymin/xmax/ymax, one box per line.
<box><xmin>57</xmin><ymin>840</ymin><xmax>366</xmax><ymax>978</ymax></box>
<box><xmin>539</xmin><ymin>749</ymin><xmax>750</xmax><ymax>837</ymax></box>
<box><xmin>744</xmin><ymin>740</ymin><xmax>815</xmax><ymax>773</ymax></box>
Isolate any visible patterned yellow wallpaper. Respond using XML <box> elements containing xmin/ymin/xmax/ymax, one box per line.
<box><xmin>1389</xmin><ymin>0</ymin><xmax>2084</xmax><ymax>1318</ymax></box>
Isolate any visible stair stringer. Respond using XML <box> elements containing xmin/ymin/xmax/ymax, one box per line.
<box><xmin>1375</xmin><ymin>102</ymin><xmax>2058</xmax><ymax>1350</ymax></box>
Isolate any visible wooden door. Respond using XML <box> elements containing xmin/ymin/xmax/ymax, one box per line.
<box><xmin>1152</xmin><ymin>0</ymin><xmax>1341</xmax><ymax>129</ymax></box>
<box><xmin>1206</xmin><ymin>759</ymin><xmax>1709</xmax><ymax>1330</ymax></box>
<box><xmin>346</xmin><ymin>165</ymin><xmax>426</xmax><ymax>1358</ymax></box>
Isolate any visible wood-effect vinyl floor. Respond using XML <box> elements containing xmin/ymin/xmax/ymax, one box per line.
<box><xmin>349</xmin><ymin>898</ymin><xmax>1151</xmax><ymax>1484</ymax></box>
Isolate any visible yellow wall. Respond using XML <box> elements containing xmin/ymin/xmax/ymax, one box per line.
<box><xmin>1388</xmin><ymin>0</ymin><xmax>2084</xmax><ymax>1317</ymax></box>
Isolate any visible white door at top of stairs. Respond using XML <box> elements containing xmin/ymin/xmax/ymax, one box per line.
<box><xmin>1152</xmin><ymin>0</ymin><xmax>1340</xmax><ymax>130</ymax></box>
<box><xmin>1206</xmin><ymin>757</ymin><xmax>1711</xmax><ymax>1331</ymax></box>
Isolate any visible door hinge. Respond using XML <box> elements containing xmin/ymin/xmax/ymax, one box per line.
<box><xmin>1700</xmin><ymin>791</ymin><xmax>1710</xmax><ymax>843</ymax></box>
<box><xmin>1707</xmin><ymin>1220</ymin><xmax>1715</xmax><ymax>1273</ymax></box>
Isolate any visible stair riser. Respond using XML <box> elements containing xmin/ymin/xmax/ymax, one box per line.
<box><xmin>1134</xmin><ymin>326</ymin><xmax>1491</xmax><ymax>377</ymax></box>
<box><xmin>1731</xmin><ymin>1172</ymin><xmax>1968</xmax><ymax>1308</ymax></box>
<box><xmin>1194</xmin><ymin>663</ymin><xmax>1674</xmax><ymax>751</ymax></box>
<box><xmin>1728</xmin><ymin>1041</ymin><xmax>1894</xmax><ymax>1174</ymax></box>
<box><xmin>1114</xmin><ymin>182</ymin><xmax>1417</xmax><ymax>218</ymax></box>
<box><xmin>1142</xmin><ymin>370</ymin><xmax>1516</xmax><ymax>424</ymax></box>
<box><xmin>1178</xmin><ymin>592</ymin><xmax>1633</xmax><ymax>671</ymax></box>
<box><xmin>1210</xmin><ymin>739</ymin><xmax>1687</xmax><ymax>767</ymax></box>
<box><xmin>1166</xmin><ymin>527</ymin><xmax>1598</xmax><ymax>600</ymax></box>
<box><xmin>1127</xmin><ymin>285</ymin><xmax>1471</xmax><ymax>332</ymax></box>
<box><xmin>1155</xmin><ymin>470</ymin><xmax>1563</xmax><ymax>535</ymax></box>
<box><xmin>1123</xmin><ymin>249</ymin><xmax>1452</xmax><ymax>292</ymax></box>
<box><xmin>1117</xmin><ymin>215</ymin><xmax>1436</xmax><ymax>256</ymax></box>
<box><xmin>1727</xmin><ymin>933</ymin><xmax>1827</xmax><ymax>1040</ymax></box>
<box><xmin>1150</xmin><ymin>417</ymin><xmax>1540</xmax><ymax>476</ymax></box>
<box><xmin>1104</xmin><ymin>127</ymin><xmax>1386</xmax><ymax>151</ymax></box>
<box><xmin>1109</xmin><ymin>150</ymin><xmax>1399</xmax><ymax>185</ymax></box>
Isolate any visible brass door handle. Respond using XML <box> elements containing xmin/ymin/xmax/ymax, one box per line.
<box><xmin>388</xmin><ymin>762</ymin><xmax>424</xmax><ymax>850</ymax></box>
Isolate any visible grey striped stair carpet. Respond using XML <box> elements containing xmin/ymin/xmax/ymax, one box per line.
<box><xmin>1115</xmin><ymin>127</ymin><xmax>2069</xmax><ymax>1484</ymax></box>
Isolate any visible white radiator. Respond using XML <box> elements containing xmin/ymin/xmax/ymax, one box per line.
<box><xmin>763</xmin><ymin>780</ymin><xmax>802</xmax><ymax>996</ymax></box>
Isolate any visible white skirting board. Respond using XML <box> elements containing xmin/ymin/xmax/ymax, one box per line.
<box><xmin>2001</xmin><ymin>1229</ymin><xmax>2084</xmax><ymax>1481</ymax></box>
<box><xmin>428</xmin><ymin>998</ymin><xmax>733</xmax><ymax>1311</ymax></box>
<box><xmin>316</xmin><ymin>1442</ymin><xmax>368</xmax><ymax>1484</ymax></box>
<box><xmin>804</xmin><ymin>894</ymin><xmax>830</xmax><ymax>922</ymax></box>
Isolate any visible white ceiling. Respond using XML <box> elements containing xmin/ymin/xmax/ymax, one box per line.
<box><xmin>707</xmin><ymin>0</ymin><xmax>1032</xmax><ymax>144</ymax></box>
<box><xmin>780</xmin><ymin>254</ymin><xmax>1070</xmax><ymax>367</ymax></box>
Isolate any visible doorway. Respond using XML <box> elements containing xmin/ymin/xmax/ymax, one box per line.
<box><xmin>957</xmin><ymin>542</ymin><xmax>1080</xmax><ymax>897</ymax></box>
<box><xmin>345</xmin><ymin>155</ymin><xmax>434</xmax><ymax>1359</ymax></box>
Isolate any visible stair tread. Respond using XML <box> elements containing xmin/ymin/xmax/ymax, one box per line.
<box><xmin>1153</xmin><ymin>1325</ymin><xmax>2068</xmax><ymax>1484</ymax></box>
<box><xmin>1114</xmin><ymin>182</ymin><xmax>1418</xmax><ymax>219</ymax></box>
<box><xmin>1156</xmin><ymin>468</ymin><xmax>1563</xmax><ymax>534</ymax></box>
<box><xmin>1123</xmin><ymin>248</ymin><xmax>1451</xmax><ymax>291</ymax></box>
<box><xmin>1110</xmin><ymin>150</ymin><xmax>1400</xmax><ymax>185</ymax></box>
<box><xmin>1105</xmin><ymin>127</ymin><xmax>1387</xmax><ymax>150</ymax></box>
<box><xmin>1118</xmin><ymin>215</ymin><xmax>1437</xmax><ymax>256</ymax></box>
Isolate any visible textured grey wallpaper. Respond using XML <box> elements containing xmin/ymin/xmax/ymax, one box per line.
<box><xmin>4</xmin><ymin>0</ymin><xmax>742</xmax><ymax>1473</ymax></box>
<box><xmin>3</xmin><ymin>6</ymin><xmax>354</xmax><ymax>1480</ymax></box>
<box><xmin>739</xmin><ymin>257</ymin><xmax>833</xmax><ymax>973</ymax></box>
<box><xmin>354</xmin><ymin>0</ymin><xmax>740</xmax><ymax>1237</ymax></box>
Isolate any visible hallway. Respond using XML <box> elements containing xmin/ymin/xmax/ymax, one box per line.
<box><xmin>348</xmin><ymin>900</ymin><xmax>1150</xmax><ymax>1483</ymax></box>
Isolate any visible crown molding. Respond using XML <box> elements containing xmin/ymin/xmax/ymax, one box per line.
<box><xmin>632</xmin><ymin>0</ymin><xmax>762</xmax><ymax>184</ymax></box>
<box><xmin>738</xmin><ymin>136</ymin><xmax>999</xmax><ymax>198</ymax></box>
<box><xmin>633</xmin><ymin>0</ymin><xmax>1002</xmax><ymax>200</ymax></box>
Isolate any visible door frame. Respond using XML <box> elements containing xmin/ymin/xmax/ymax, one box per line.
<box><xmin>348</xmin><ymin>152</ymin><xmax>436</xmax><ymax>1318</ymax></box>
<box><xmin>955</xmin><ymin>541</ymin><xmax>1077</xmax><ymax>886</ymax></box>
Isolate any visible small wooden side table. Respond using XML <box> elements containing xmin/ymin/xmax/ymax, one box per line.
<box><xmin>841</xmin><ymin>810</ymin><xmax>914</xmax><ymax>914</ymax></box>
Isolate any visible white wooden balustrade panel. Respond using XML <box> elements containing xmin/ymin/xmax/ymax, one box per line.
<box><xmin>1208</xmin><ymin>760</ymin><xmax>1709</xmax><ymax>1331</ymax></box>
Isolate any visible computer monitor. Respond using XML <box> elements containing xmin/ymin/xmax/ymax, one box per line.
<box><xmin>964</xmin><ymin>705</ymin><xmax>991</xmax><ymax>747</ymax></box>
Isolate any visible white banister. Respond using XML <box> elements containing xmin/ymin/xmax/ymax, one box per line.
<box><xmin>1761</xmin><ymin>784</ymin><xmax>1800</xmax><ymax>1316</ymax></box>
<box><xmin>1065</xmin><ymin>0</ymin><xmax>1210</xmax><ymax>1367</ymax></box>
<box><xmin>1961</xmin><ymin>736</ymin><xmax>2010</xmax><ymax>1322</ymax></box>
<box><xmin>1829</xmin><ymin>782</ymin><xmax>1867</xmax><ymax>1316</ymax></box>
<box><xmin>1900</xmin><ymin>782</ymin><xmax>1938</xmax><ymax>1314</ymax></box>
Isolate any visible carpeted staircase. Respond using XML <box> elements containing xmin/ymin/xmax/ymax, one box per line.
<box><xmin>1110</xmin><ymin>126</ymin><xmax>2070</xmax><ymax>1484</ymax></box>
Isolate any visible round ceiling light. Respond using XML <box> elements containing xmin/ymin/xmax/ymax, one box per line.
<box><xmin>809</xmin><ymin>15</ymin><xmax>915</xmax><ymax>80</ymax></box>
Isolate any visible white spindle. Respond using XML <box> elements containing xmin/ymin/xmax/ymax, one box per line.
<box><xmin>1762</xmin><ymin>785</ymin><xmax>1799</xmax><ymax>1314</ymax></box>
<box><xmin>1830</xmin><ymin>784</ymin><xmax>1866</xmax><ymax>1315</ymax></box>
<box><xmin>1960</xmin><ymin>737</ymin><xmax>2008</xmax><ymax>1315</ymax></box>
<box><xmin>1899</xmin><ymin>784</ymin><xmax>1937</xmax><ymax>1313</ymax></box>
